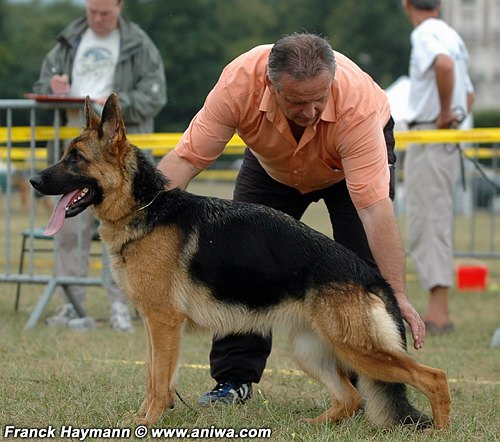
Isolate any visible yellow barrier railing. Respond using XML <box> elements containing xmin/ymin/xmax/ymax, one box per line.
<box><xmin>1</xmin><ymin>127</ymin><xmax>500</xmax><ymax>161</ymax></box>
<box><xmin>0</xmin><ymin>128</ymin><xmax>246</xmax><ymax>159</ymax></box>
<box><xmin>396</xmin><ymin>128</ymin><xmax>500</xmax><ymax>144</ymax></box>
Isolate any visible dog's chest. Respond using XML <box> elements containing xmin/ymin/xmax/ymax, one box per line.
<box><xmin>102</xmin><ymin>225</ymin><xmax>185</xmax><ymax>304</ymax></box>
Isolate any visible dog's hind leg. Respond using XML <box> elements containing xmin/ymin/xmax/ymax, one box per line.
<box><xmin>313</xmin><ymin>294</ymin><xmax>451</xmax><ymax>429</ymax></box>
<box><xmin>336</xmin><ymin>345</ymin><xmax>450</xmax><ymax>429</ymax></box>
<box><xmin>356</xmin><ymin>377</ymin><xmax>433</xmax><ymax>429</ymax></box>
<box><xmin>289</xmin><ymin>329</ymin><xmax>362</xmax><ymax>423</ymax></box>
<box><xmin>136</xmin><ymin>312</ymin><xmax>186</xmax><ymax>425</ymax></box>
<box><xmin>336</xmin><ymin>344</ymin><xmax>451</xmax><ymax>428</ymax></box>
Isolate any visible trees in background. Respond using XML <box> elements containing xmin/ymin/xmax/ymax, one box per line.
<box><xmin>0</xmin><ymin>0</ymin><xmax>8</xmax><ymax>84</ymax></box>
<box><xmin>0</xmin><ymin>0</ymin><xmax>412</xmax><ymax>131</ymax></box>
<box><xmin>0</xmin><ymin>0</ymin><xmax>82</xmax><ymax>104</ymax></box>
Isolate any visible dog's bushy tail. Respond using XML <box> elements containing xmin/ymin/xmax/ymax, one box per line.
<box><xmin>358</xmin><ymin>378</ymin><xmax>433</xmax><ymax>430</ymax></box>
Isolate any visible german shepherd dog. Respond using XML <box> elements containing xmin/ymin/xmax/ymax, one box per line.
<box><xmin>31</xmin><ymin>94</ymin><xmax>451</xmax><ymax>430</ymax></box>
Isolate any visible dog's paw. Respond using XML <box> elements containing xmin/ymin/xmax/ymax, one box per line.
<box><xmin>134</xmin><ymin>409</ymin><xmax>165</xmax><ymax>426</ymax></box>
<box><xmin>135</xmin><ymin>415</ymin><xmax>153</xmax><ymax>426</ymax></box>
<box><xmin>115</xmin><ymin>412</ymin><xmax>137</xmax><ymax>428</ymax></box>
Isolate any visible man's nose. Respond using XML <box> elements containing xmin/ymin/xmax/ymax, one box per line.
<box><xmin>302</xmin><ymin>103</ymin><xmax>316</xmax><ymax>119</ymax></box>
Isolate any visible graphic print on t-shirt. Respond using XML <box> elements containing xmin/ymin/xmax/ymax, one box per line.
<box><xmin>70</xmin><ymin>28</ymin><xmax>119</xmax><ymax>100</ymax></box>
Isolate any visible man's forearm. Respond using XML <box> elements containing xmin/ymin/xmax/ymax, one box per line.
<box><xmin>157</xmin><ymin>150</ymin><xmax>201</xmax><ymax>190</ymax></box>
<box><xmin>358</xmin><ymin>198</ymin><xmax>407</xmax><ymax>297</ymax></box>
<box><xmin>358</xmin><ymin>197</ymin><xmax>425</xmax><ymax>349</ymax></box>
<box><xmin>434</xmin><ymin>54</ymin><xmax>455</xmax><ymax>128</ymax></box>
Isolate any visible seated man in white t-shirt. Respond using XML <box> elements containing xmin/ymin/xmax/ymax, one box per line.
<box><xmin>33</xmin><ymin>0</ymin><xmax>166</xmax><ymax>331</ymax></box>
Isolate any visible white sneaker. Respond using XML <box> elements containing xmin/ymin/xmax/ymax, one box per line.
<box><xmin>491</xmin><ymin>328</ymin><xmax>500</xmax><ymax>348</ymax></box>
<box><xmin>67</xmin><ymin>316</ymin><xmax>96</xmax><ymax>331</ymax></box>
<box><xmin>46</xmin><ymin>303</ymin><xmax>78</xmax><ymax>326</ymax></box>
<box><xmin>110</xmin><ymin>301</ymin><xmax>133</xmax><ymax>332</ymax></box>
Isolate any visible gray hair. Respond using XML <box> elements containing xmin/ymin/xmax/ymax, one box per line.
<box><xmin>268</xmin><ymin>33</ymin><xmax>337</xmax><ymax>90</ymax></box>
<box><xmin>409</xmin><ymin>0</ymin><xmax>441</xmax><ymax>10</ymax></box>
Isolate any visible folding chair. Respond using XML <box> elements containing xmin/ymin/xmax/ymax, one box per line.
<box><xmin>14</xmin><ymin>227</ymin><xmax>100</xmax><ymax>311</ymax></box>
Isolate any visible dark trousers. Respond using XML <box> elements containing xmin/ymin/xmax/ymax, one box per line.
<box><xmin>210</xmin><ymin>119</ymin><xmax>396</xmax><ymax>384</ymax></box>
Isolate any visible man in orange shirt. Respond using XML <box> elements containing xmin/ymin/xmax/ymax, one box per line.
<box><xmin>157</xmin><ymin>33</ymin><xmax>425</xmax><ymax>405</ymax></box>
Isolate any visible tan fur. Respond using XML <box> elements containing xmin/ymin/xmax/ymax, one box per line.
<box><xmin>307</xmin><ymin>288</ymin><xmax>451</xmax><ymax>429</ymax></box>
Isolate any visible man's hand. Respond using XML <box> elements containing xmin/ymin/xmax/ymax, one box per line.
<box><xmin>436</xmin><ymin>109</ymin><xmax>459</xmax><ymax>129</ymax></box>
<box><xmin>50</xmin><ymin>74</ymin><xmax>70</xmax><ymax>95</ymax></box>
<box><xmin>397</xmin><ymin>297</ymin><xmax>426</xmax><ymax>350</ymax></box>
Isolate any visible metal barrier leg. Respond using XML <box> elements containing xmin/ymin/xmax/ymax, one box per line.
<box><xmin>24</xmin><ymin>279</ymin><xmax>88</xmax><ymax>329</ymax></box>
<box><xmin>14</xmin><ymin>233</ymin><xmax>28</xmax><ymax>311</ymax></box>
<box><xmin>24</xmin><ymin>278</ymin><xmax>58</xmax><ymax>329</ymax></box>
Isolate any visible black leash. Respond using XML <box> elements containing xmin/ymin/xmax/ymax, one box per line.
<box><xmin>446</xmin><ymin>107</ymin><xmax>500</xmax><ymax>194</ymax></box>
<box><xmin>455</xmin><ymin>143</ymin><xmax>500</xmax><ymax>194</ymax></box>
<box><xmin>175</xmin><ymin>389</ymin><xmax>197</xmax><ymax>413</ymax></box>
<box><xmin>458</xmin><ymin>143</ymin><xmax>467</xmax><ymax>192</ymax></box>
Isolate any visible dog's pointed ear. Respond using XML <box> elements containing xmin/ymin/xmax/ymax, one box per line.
<box><xmin>84</xmin><ymin>96</ymin><xmax>100</xmax><ymax>129</ymax></box>
<box><xmin>100</xmin><ymin>93</ymin><xmax>127</xmax><ymax>154</ymax></box>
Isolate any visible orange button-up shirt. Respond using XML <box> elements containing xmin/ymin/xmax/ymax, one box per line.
<box><xmin>176</xmin><ymin>45</ymin><xmax>391</xmax><ymax>209</ymax></box>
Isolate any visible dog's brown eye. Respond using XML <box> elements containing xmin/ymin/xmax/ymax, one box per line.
<box><xmin>72</xmin><ymin>150</ymin><xmax>86</xmax><ymax>162</ymax></box>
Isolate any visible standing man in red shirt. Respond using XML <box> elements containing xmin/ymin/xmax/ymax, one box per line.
<box><xmin>157</xmin><ymin>33</ymin><xmax>425</xmax><ymax>405</ymax></box>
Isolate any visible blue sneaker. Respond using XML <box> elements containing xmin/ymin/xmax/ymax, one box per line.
<box><xmin>198</xmin><ymin>381</ymin><xmax>252</xmax><ymax>406</ymax></box>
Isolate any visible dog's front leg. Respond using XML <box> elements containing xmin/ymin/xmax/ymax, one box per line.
<box><xmin>136</xmin><ymin>313</ymin><xmax>186</xmax><ymax>426</ymax></box>
<box><xmin>137</xmin><ymin>315</ymin><xmax>153</xmax><ymax>418</ymax></box>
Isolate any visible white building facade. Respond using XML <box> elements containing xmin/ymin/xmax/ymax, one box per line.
<box><xmin>442</xmin><ymin>0</ymin><xmax>500</xmax><ymax>110</ymax></box>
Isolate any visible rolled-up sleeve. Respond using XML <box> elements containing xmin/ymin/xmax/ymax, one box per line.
<box><xmin>176</xmin><ymin>76</ymin><xmax>238</xmax><ymax>170</ymax></box>
<box><xmin>336</xmin><ymin>111</ymin><xmax>390</xmax><ymax>209</ymax></box>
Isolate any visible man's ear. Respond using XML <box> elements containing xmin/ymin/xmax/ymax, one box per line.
<box><xmin>265</xmin><ymin>74</ymin><xmax>276</xmax><ymax>93</ymax></box>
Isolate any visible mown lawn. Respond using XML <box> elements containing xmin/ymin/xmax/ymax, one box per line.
<box><xmin>1</xmin><ymin>182</ymin><xmax>499</xmax><ymax>441</ymax></box>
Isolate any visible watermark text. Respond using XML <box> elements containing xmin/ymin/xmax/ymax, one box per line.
<box><xmin>2</xmin><ymin>425</ymin><xmax>272</xmax><ymax>440</ymax></box>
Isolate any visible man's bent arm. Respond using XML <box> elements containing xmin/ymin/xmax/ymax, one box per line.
<box><xmin>434</xmin><ymin>54</ymin><xmax>456</xmax><ymax>128</ymax></box>
<box><xmin>358</xmin><ymin>197</ymin><xmax>425</xmax><ymax>350</ymax></box>
<box><xmin>157</xmin><ymin>150</ymin><xmax>202</xmax><ymax>190</ymax></box>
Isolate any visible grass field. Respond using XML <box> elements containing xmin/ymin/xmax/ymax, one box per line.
<box><xmin>1</xmin><ymin>182</ymin><xmax>499</xmax><ymax>441</ymax></box>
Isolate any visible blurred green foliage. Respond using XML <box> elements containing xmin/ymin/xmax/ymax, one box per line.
<box><xmin>0</xmin><ymin>0</ymin><xmax>414</xmax><ymax>131</ymax></box>
<box><xmin>474</xmin><ymin>109</ymin><xmax>500</xmax><ymax>128</ymax></box>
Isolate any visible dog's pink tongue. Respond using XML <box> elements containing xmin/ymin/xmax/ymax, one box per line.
<box><xmin>44</xmin><ymin>190</ymin><xmax>80</xmax><ymax>237</ymax></box>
